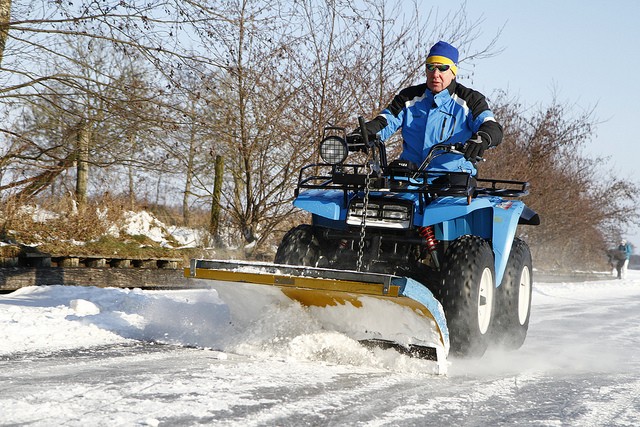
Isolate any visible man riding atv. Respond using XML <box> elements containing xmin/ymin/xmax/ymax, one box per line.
<box><xmin>186</xmin><ymin>41</ymin><xmax>538</xmax><ymax>365</ymax></box>
<box><xmin>353</xmin><ymin>40</ymin><xmax>502</xmax><ymax>177</ymax></box>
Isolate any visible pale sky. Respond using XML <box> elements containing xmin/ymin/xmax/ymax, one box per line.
<box><xmin>436</xmin><ymin>0</ymin><xmax>640</xmax><ymax>246</ymax></box>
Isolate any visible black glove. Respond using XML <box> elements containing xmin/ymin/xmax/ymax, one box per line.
<box><xmin>463</xmin><ymin>132</ymin><xmax>491</xmax><ymax>161</ymax></box>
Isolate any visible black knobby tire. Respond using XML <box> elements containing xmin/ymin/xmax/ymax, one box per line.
<box><xmin>274</xmin><ymin>224</ymin><xmax>321</xmax><ymax>267</ymax></box>
<box><xmin>492</xmin><ymin>238</ymin><xmax>532</xmax><ymax>350</ymax></box>
<box><xmin>439</xmin><ymin>235</ymin><xmax>495</xmax><ymax>358</ymax></box>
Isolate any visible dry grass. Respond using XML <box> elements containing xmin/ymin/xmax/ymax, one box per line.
<box><xmin>0</xmin><ymin>194</ymin><xmax>193</xmax><ymax>260</ymax></box>
<box><xmin>0</xmin><ymin>193</ymin><xmax>266</xmax><ymax>267</ymax></box>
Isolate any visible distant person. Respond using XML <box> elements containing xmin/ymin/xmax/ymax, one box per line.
<box><xmin>618</xmin><ymin>239</ymin><xmax>632</xmax><ymax>279</ymax></box>
<box><xmin>354</xmin><ymin>41</ymin><xmax>502</xmax><ymax>179</ymax></box>
<box><xmin>610</xmin><ymin>249</ymin><xmax>625</xmax><ymax>280</ymax></box>
<box><xmin>607</xmin><ymin>249</ymin><xmax>621</xmax><ymax>278</ymax></box>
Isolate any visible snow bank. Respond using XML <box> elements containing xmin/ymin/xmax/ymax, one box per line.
<box><xmin>0</xmin><ymin>286</ymin><xmax>229</xmax><ymax>355</ymax></box>
<box><xmin>106</xmin><ymin>210</ymin><xmax>206</xmax><ymax>248</ymax></box>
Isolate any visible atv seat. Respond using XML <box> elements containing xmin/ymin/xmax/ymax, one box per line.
<box><xmin>429</xmin><ymin>172</ymin><xmax>477</xmax><ymax>199</ymax></box>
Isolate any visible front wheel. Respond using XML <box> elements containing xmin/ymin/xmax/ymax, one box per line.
<box><xmin>492</xmin><ymin>238</ymin><xmax>533</xmax><ymax>350</ymax></box>
<box><xmin>438</xmin><ymin>235</ymin><xmax>495</xmax><ymax>358</ymax></box>
<box><xmin>274</xmin><ymin>224</ymin><xmax>321</xmax><ymax>267</ymax></box>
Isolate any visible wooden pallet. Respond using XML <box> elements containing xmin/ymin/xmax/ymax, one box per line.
<box><xmin>0</xmin><ymin>254</ymin><xmax>189</xmax><ymax>292</ymax></box>
<box><xmin>0</xmin><ymin>253</ymin><xmax>182</xmax><ymax>269</ymax></box>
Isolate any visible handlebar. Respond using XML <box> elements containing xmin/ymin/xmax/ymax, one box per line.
<box><xmin>345</xmin><ymin>119</ymin><xmax>483</xmax><ymax>174</ymax></box>
<box><xmin>416</xmin><ymin>142</ymin><xmax>481</xmax><ymax>172</ymax></box>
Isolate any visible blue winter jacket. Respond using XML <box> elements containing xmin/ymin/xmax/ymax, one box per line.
<box><xmin>364</xmin><ymin>80</ymin><xmax>502</xmax><ymax>175</ymax></box>
<box><xmin>619</xmin><ymin>243</ymin><xmax>632</xmax><ymax>260</ymax></box>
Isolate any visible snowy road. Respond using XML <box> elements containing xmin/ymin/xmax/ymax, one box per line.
<box><xmin>2</xmin><ymin>272</ymin><xmax>640</xmax><ymax>426</ymax></box>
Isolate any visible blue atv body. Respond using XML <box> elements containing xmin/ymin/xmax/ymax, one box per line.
<box><xmin>275</xmin><ymin>123</ymin><xmax>540</xmax><ymax>357</ymax></box>
<box><xmin>295</xmin><ymin>187</ymin><xmax>533</xmax><ymax>287</ymax></box>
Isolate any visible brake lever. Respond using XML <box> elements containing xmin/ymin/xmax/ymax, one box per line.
<box><xmin>453</xmin><ymin>142</ymin><xmax>484</xmax><ymax>163</ymax></box>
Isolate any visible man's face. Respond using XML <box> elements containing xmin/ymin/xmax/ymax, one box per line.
<box><xmin>426</xmin><ymin>63</ymin><xmax>455</xmax><ymax>93</ymax></box>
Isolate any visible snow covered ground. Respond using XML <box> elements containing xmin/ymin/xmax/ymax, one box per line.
<box><xmin>2</xmin><ymin>270</ymin><xmax>640</xmax><ymax>426</ymax></box>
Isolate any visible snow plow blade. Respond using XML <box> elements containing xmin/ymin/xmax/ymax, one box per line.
<box><xmin>185</xmin><ymin>259</ymin><xmax>449</xmax><ymax>367</ymax></box>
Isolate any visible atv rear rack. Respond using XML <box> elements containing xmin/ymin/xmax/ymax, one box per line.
<box><xmin>296</xmin><ymin>163</ymin><xmax>529</xmax><ymax>199</ymax></box>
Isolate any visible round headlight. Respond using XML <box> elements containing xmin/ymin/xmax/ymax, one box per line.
<box><xmin>319</xmin><ymin>136</ymin><xmax>348</xmax><ymax>165</ymax></box>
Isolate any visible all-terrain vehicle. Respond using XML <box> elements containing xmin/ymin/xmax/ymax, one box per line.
<box><xmin>186</xmin><ymin>118</ymin><xmax>539</xmax><ymax>366</ymax></box>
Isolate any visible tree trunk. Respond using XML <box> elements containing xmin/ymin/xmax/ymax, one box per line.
<box><xmin>75</xmin><ymin>121</ymin><xmax>90</xmax><ymax>206</ymax></box>
<box><xmin>127</xmin><ymin>133</ymin><xmax>136</xmax><ymax>210</ymax></box>
<box><xmin>209</xmin><ymin>155</ymin><xmax>224</xmax><ymax>244</ymax></box>
<box><xmin>182</xmin><ymin>123</ymin><xmax>197</xmax><ymax>225</ymax></box>
<box><xmin>0</xmin><ymin>0</ymin><xmax>11</xmax><ymax>66</ymax></box>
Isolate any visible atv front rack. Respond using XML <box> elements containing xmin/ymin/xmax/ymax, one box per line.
<box><xmin>296</xmin><ymin>163</ymin><xmax>529</xmax><ymax>199</ymax></box>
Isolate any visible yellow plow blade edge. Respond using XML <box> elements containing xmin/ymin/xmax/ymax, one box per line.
<box><xmin>184</xmin><ymin>259</ymin><xmax>449</xmax><ymax>364</ymax></box>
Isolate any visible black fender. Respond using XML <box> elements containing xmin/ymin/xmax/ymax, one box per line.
<box><xmin>518</xmin><ymin>206</ymin><xmax>540</xmax><ymax>226</ymax></box>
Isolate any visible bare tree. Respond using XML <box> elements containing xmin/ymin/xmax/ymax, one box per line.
<box><xmin>0</xmin><ymin>2</ymin><xmax>227</xmax><ymax>198</ymax></box>
<box><xmin>483</xmin><ymin>94</ymin><xmax>640</xmax><ymax>269</ymax></box>
<box><xmin>0</xmin><ymin>0</ymin><xmax>10</xmax><ymax>66</ymax></box>
<box><xmin>2</xmin><ymin>38</ymin><xmax>169</xmax><ymax>201</ymax></box>
<box><xmin>0</xmin><ymin>0</ymin><xmax>513</xmax><ymax>259</ymax></box>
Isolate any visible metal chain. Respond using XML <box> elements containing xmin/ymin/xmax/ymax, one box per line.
<box><xmin>356</xmin><ymin>162</ymin><xmax>373</xmax><ymax>272</ymax></box>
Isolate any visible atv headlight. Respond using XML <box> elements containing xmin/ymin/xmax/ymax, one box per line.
<box><xmin>319</xmin><ymin>136</ymin><xmax>348</xmax><ymax>165</ymax></box>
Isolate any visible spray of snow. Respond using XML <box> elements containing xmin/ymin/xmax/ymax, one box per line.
<box><xmin>6</xmin><ymin>271</ymin><xmax>640</xmax><ymax>379</ymax></box>
<box><xmin>0</xmin><ymin>283</ymin><xmax>444</xmax><ymax>375</ymax></box>
<box><xmin>449</xmin><ymin>278</ymin><xmax>640</xmax><ymax>377</ymax></box>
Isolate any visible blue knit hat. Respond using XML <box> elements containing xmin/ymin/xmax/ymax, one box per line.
<box><xmin>426</xmin><ymin>41</ymin><xmax>459</xmax><ymax>75</ymax></box>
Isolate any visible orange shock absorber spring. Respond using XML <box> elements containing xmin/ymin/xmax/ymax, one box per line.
<box><xmin>418</xmin><ymin>226</ymin><xmax>438</xmax><ymax>252</ymax></box>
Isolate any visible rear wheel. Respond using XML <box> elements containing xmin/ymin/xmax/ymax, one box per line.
<box><xmin>439</xmin><ymin>235</ymin><xmax>495</xmax><ymax>358</ymax></box>
<box><xmin>492</xmin><ymin>238</ymin><xmax>532</xmax><ymax>350</ymax></box>
<box><xmin>274</xmin><ymin>224</ymin><xmax>321</xmax><ymax>267</ymax></box>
